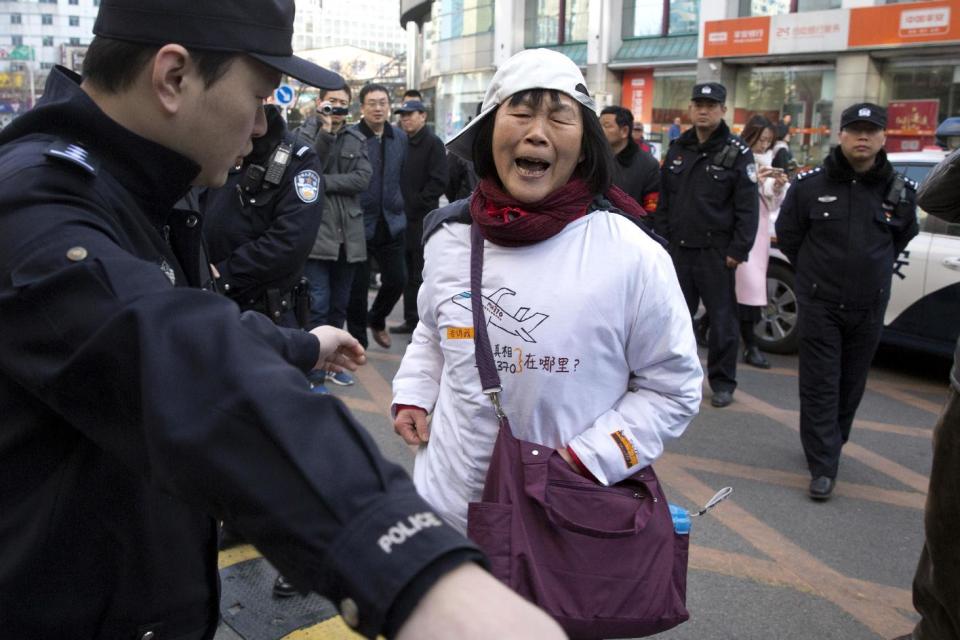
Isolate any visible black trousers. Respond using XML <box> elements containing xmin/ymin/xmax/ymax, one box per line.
<box><xmin>403</xmin><ymin>245</ymin><xmax>424</xmax><ymax>327</ymax></box>
<box><xmin>797</xmin><ymin>300</ymin><xmax>884</xmax><ymax>479</ymax></box>
<box><xmin>911</xmin><ymin>387</ymin><xmax>960</xmax><ymax>640</ymax></box>
<box><xmin>346</xmin><ymin>220</ymin><xmax>407</xmax><ymax>347</ymax></box>
<box><xmin>673</xmin><ymin>247</ymin><xmax>738</xmax><ymax>393</ymax></box>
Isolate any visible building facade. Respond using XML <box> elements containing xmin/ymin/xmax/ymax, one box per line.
<box><xmin>0</xmin><ymin>0</ymin><xmax>99</xmax><ymax>122</ymax></box>
<box><xmin>404</xmin><ymin>0</ymin><xmax>960</xmax><ymax>164</ymax></box>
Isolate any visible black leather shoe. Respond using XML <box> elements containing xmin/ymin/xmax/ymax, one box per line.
<box><xmin>710</xmin><ymin>390</ymin><xmax>733</xmax><ymax>408</ymax></box>
<box><xmin>808</xmin><ymin>476</ymin><xmax>835</xmax><ymax>501</ymax></box>
<box><xmin>743</xmin><ymin>346</ymin><xmax>771</xmax><ymax>369</ymax></box>
<box><xmin>273</xmin><ymin>574</ymin><xmax>297</xmax><ymax>598</ymax></box>
<box><xmin>388</xmin><ymin>322</ymin><xmax>416</xmax><ymax>334</ymax></box>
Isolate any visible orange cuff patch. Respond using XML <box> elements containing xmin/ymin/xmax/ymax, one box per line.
<box><xmin>611</xmin><ymin>430</ymin><xmax>639</xmax><ymax>469</ymax></box>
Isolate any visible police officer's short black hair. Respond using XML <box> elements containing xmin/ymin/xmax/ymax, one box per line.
<box><xmin>600</xmin><ymin>106</ymin><xmax>633</xmax><ymax>131</ymax></box>
<box><xmin>359</xmin><ymin>83</ymin><xmax>390</xmax><ymax>105</ymax></box>
<box><xmin>471</xmin><ymin>89</ymin><xmax>614</xmax><ymax>196</ymax></box>
<box><xmin>82</xmin><ymin>36</ymin><xmax>236</xmax><ymax>93</ymax></box>
<box><xmin>319</xmin><ymin>83</ymin><xmax>352</xmax><ymax>102</ymax></box>
<box><xmin>403</xmin><ymin>89</ymin><xmax>423</xmax><ymax>101</ymax></box>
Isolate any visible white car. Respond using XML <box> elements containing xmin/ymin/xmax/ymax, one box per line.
<box><xmin>758</xmin><ymin>148</ymin><xmax>960</xmax><ymax>357</ymax></box>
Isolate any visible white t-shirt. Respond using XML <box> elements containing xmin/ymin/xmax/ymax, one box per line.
<box><xmin>392</xmin><ymin>210</ymin><xmax>703</xmax><ymax>532</ymax></box>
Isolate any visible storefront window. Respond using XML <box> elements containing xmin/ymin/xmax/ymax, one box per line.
<box><xmin>883</xmin><ymin>62</ymin><xmax>960</xmax><ymax>151</ymax></box>
<box><xmin>435</xmin><ymin>70</ymin><xmax>493</xmax><ymax>142</ymax></box>
<box><xmin>740</xmin><ymin>0</ymin><xmax>790</xmax><ymax>16</ymax></box>
<box><xmin>797</xmin><ymin>0</ymin><xmax>840</xmax><ymax>9</ymax></box>
<box><xmin>651</xmin><ymin>74</ymin><xmax>696</xmax><ymax>146</ymax></box>
<box><xmin>565</xmin><ymin>0</ymin><xmax>589</xmax><ymax>42</ymax></box>
<box><xmin>734</xmin><ymin>66</ymin><xmax>835</xmax><ymax>167</ymax></box>
<box><xmin>438</xmin><ymin>0</ymin><xmax>494</xmax><ymax>40</ymax></box>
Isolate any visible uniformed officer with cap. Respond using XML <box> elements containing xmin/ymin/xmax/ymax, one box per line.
<box><xmin>776</xmin><ymin>103</ymin><xmax>918</xmax><ymax>501</ymax></box>
<box><xmin>0</xmin><ymin>1</ymin><xmax>564</xmax><ymax>639</ymax></box>
<box><xmin>655</xmin><ymin>82</ymin><xmax>759</xmax><ymax>408</ymax></box>
<box><xmin>203</xmin><ymin>104</ymin><xmax>322</xmax><ymax>332</ymax></box>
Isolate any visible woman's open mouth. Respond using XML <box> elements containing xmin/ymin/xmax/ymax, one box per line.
<box><xmin>515</xmin><ymin>157</ymin><xmax>551</xmax><ymax>177</ymax></box>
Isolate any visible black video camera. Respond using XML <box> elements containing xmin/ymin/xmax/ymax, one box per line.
<box><xmin>319</xmin><ymin>101</ymin><xmax>349</xmax><ymax>117</ymax></box>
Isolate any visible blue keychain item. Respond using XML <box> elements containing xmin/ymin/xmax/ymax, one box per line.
<box><xmin>668</xmin><ymin>487</ymin><xmax>733</xmax><ymax>535</ymax></box>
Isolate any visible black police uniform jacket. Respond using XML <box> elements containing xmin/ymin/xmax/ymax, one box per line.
<box><xmin>400</xmin><ymin>124</ymin><xmax>448</xmax><ymax>252</ymax></box>
<box><xmin>0</xmin><ymin>67</ymin><xmax>479</xmax><ymax>640</ymax></box>
<box><xmin>776</xmin><ymin>146</ymin><xmax>919</xmax><ymax>309</ymax></box>
<box><xmin>654</xmin><ymin>120</ymin><xmax>759</xmax><ymax>262</ymax></box>
<box><xmin>202</xmin><ymin>133</ymin><xmax>324</xmax><ymax>308</ymax></box>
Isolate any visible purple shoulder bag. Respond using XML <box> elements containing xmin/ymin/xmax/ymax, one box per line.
<box><xmin>465</xmin><ymin>224</ymin><xmax>689</xmax><ymax>640</ymax></box>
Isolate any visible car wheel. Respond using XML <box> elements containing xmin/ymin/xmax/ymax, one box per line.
<box><xmin>756</xmin><ymin>261</ymin><xmax>799</xmax><ymax>354</ymax></box>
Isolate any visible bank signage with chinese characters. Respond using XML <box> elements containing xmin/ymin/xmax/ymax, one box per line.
<box><xmin>704</xmin><ymin>0</ymin><xmax>960</xmax><ymax>57</ymax></box>
<box><xmin>769</xmin><ymin>10</ymin><xmax>850</xmax><ymax>55</ymax></box>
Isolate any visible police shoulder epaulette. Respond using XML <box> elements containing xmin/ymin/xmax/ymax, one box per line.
<box><xmin>295</xmin><ymin>145</ymin><xmax>310</xmax><ymax>158</ymax></box>
<box><xmin>728</xmin><ymin>135</ymin><xmax>750</xmax><ymax>154</ymax></box>
<box><xmin>44</xmin><ymin>140</ymin><xmax>98</xmax><ymax>176</ymax></box>
<box><xmin>904</xmin><ymin>176</ymin><xmax>919</xmax><ymax>190</ymax></box>
<box><xmin>796</xmin><ymin>166</ymin><xmax>823</xmax><ymax>181</ymax></box>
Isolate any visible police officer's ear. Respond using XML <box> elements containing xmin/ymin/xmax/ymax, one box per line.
<box><xmin>151</xmin><ymin>44</ymin><xmax>195</xmax><ymax>116</ymax></box>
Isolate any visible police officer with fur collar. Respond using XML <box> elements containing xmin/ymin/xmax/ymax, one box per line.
<box><xmin>655</xmin><ymin>82</ymin><xmax>760</xmax><ymax>409</ymax></box>
<box><xmin>776</xmin><ymin>103</ymin><xmax>919</xmax><ymax>501</ymax></box>
<box><xmin>203</xmin><ymin>104</ymin><xmax>322</xmax><ymax>330</ymax></box>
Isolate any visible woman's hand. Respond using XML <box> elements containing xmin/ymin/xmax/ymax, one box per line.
<box><xmin>309</xmin><ymin>326</ymin><xmax>366</xmax><ymax>373</ymax></box>
<box><xmin>395</xmin><ymin>407</ymin><xmax>430</xmax><ymax>444</ymax></box>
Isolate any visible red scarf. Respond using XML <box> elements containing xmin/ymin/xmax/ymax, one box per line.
<box><xmin>470</xmin><ymin>177</ymin><xmax>647</xmax><ymax>247</ymax></box>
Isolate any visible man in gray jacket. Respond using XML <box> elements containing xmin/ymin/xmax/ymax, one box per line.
<box><xmin>296</xmin><ymin>83</ymin><xmax>372</xmax><ymax>389</ymax></box>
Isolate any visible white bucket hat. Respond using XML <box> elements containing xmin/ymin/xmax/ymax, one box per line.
<box><xmin>446</xmin><ymin>48</ymin><xmax>596</xmax><ymax>161</ymax></box>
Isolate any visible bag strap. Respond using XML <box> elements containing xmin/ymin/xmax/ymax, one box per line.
<box><xmin>470</xmin><ymin>223</ymin><xmax>506</xmax><ymax>419</ymax></box>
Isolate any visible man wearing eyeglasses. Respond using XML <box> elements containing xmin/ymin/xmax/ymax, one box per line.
<box><xmin>347</xmin><ymin>83</ymin><xmax>409</xmax><ymax>351</ymax></box>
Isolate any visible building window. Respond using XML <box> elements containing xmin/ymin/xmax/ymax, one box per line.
<box><xmin>622</xmin><ymin>0</ymin><xmax>699</xmax><ymax>39</ymax></box>
<box><xmin>40</xmin><ymin>0</ymin><xmax>57</xmax><ymax>3</ymax></box>
<box><xmin>42</xmin><ymin>36</ymin><xmax>54</xmax><ymax>46</ymax></box>
<box><xmin>69</xmin><ymin>37</ymin><xmax>80</xmax><ymax>45</ymax></box>
<box><xmin>439</xmin><ymin>0</ymin><xmax>493</xmax><ymax>41</ymax></box>
<box><xmin>69</xmin><ymin>0</ymin><xmax>79</xmax><ymax>4</ymax></box>
<box><xmin>41</xmin><ymin>62</ymin><xmax>54</xmax><ymax>70</ymax></box>
<box><xmin>42</xmin><ymin>14</ymin><xmax>53</xmax><ymax>25</ymax></box>
<box><xmin>10</xmin><ymin>14</ymin><xmax>22</xmax><ymax>24</ymax></box>
<box><xmin>525</xmin><ymin>0</ymin><xmax>587</xmax><ymax>45</ymax></box>
<box><xmin>69</xmin><ymin>16</ymin><xmax>79</xmax><ymax>26</ymax></box>
<box><xmin>11</xmin><ymin>35</ymin><xmax>23</xmax><ymax>46</ymax></box>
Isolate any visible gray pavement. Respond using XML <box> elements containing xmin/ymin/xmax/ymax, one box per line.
<box><xmin>217</xmin><ymin>300</ymin><xmax>951</xmax><ymax>639</ymax></box>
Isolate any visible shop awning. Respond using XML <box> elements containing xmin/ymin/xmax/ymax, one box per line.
<box><xmin>536</xmin><ymin>43</ymin><xmax>588</xmax><ymax>67</ymax></box>
<box><xmin>612</xmin><ymin>35</ymin><xmax>697</xmax><ymax>66</ymax></box>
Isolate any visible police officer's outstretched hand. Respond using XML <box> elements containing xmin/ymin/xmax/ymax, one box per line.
<box><xmin>309</xmin><ymin>326</ymin><xmax>366</xmax><ymax>373</ymax></box>
<box><xmin>396</xmin><ymin>563</ymin><xmax>566</xmax><ymax>640</ymax></box>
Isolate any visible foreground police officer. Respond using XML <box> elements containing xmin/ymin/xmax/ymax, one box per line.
<box><xmin>776</xmin><ymin>103</ymin><xmax>918</xmax><ymax>501</ymax></box>
<box><xmin>203</xmin><ymin>104</ymin><xmax>321</xmax><ymax>331</ymax></box>
<box><xmin>0</xmin><ymin>1</ymin><xmax>564</xmax><ymax>639</ymax></box>
<box><xmin>655</xmin><ymin>82</ymin><xmax>759</xmax><ymax>408</ymax></box>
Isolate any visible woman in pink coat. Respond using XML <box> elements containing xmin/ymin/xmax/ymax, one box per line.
<box><xmin>736</xmin><ymin>116</ymin><xmax>788</xmax><ymax>368</ymax></box>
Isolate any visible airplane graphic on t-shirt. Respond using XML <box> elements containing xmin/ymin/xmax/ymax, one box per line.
<box><xmin>451</xmin><ymin>288</ymin><xmax>548</xmax><ymax>343</ymax></box>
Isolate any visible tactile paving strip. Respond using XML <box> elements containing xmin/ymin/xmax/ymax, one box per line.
<box><xmin>219</xmin><ymin>557</ymin><xmax>339</xmax><ymax>639</ymax></box>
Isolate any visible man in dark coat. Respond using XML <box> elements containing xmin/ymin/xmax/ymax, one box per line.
<box><xmin>776</xmin><ymin>103</ymin><xmax>919</xmax><ymax>500</ymax></box>
<box><xmin>0</xmin><ymin>2</ymin><xmax>566</xmax><ymax>638</ymax></box>
<box><xmin>600</xmin><ymin>105</ymin><xmax>659</xmax><ymax>213</ymax></box>
<box><xmin>391</xmin><ymin>99</ymin><xmax>447</xmax><ymax>334</ymax></box>
<box><xmin>347</xmin><ymin>82</ymin><xmax>408</xmax><ymax>350</ymax></box>
<box><xmin>655</xmin><ymin>83</ymin><xmax>759</xmax><ymax>409</ymax></box>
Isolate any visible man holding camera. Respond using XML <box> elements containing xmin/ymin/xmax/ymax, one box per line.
<box><xmin>296</xmin><ymin>84</ymin><xmax>373</xmax><ymax>388</ymax></box>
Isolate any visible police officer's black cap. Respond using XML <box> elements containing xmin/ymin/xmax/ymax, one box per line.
<box><xmin>840</xmin><ymin>103</ymin><xmax>887</xmax><ymax>130</ymax></box>
<box><xmin>691</xmin><ymin>82</ymin><xmax>726</xmax><ymax>103</ymax></box>
<box><xmin>93</xmin><ymin>0</ymin><xmax>343</xmax><ymax>89</ymax></box>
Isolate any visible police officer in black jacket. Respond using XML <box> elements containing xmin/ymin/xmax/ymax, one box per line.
<box><xmin>203</xmin><ymin>104</ymin><xmax>321</xmax><ymax>329</ymax></box>
<box><xmin>776</xmin><ymin>103</ymin><xmax>919</xmax><ymax>501</ymax></box>
<box><xmin>655</xmin><ymin>82</ymin><xmax>759</xmax><ymax>408</ymax></box>
<box><xmin>0</xmin><ymin>2</ymin><xmax>565</xmax><ymax>639</ymax></box>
